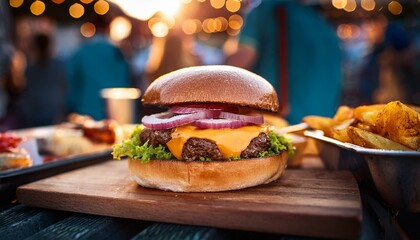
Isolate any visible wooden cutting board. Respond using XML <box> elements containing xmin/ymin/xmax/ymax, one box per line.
<box><xmin>17</xmin><ymin>160</ymin><xmax>362</xmax><ymax>239</ymax></box>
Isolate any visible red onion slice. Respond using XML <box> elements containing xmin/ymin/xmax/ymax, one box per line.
<box><xmin>142</xmin><ymin>111</ymin><xmax>207</xmax><ymax>130</ymax></box>
<box><xmin>192</xmin><ymin>119</ymin><xmax>248</xmax><ymax>129</ymax></box>
<box><xmin>169</xmin><ymin>106</ymin><xmax>221</xmax><ymax>118</ymax></box>
<box><xmin>219</xmin><ymin>111</ymin><xmax>264</xmax><ymax>124</ymax></box>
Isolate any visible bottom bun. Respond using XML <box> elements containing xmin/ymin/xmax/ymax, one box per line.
<box><xmin>128</xmin><ymin>151</ymin><xmax>288</xmax><ymax>192</ymax></box>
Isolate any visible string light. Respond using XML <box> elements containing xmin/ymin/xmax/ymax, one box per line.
<box><xmin>361</xmin><ymin>0</ymin><xmax>375</xmax><ymax>11</ymax></box>
<box><xmin>226</xmin><ymin>0</ymin><xmax>240</xmax><ymax>13</ymax></box>
<box><xmin>210</xmin><ymin>0</ymin><xmax>225</xmax><ymax>9</ymax></box>
<box><xmin>332</xmin><ymin>0</ymin><xmax>346</xmax><ymax>9</ymax></box>
<box><xmin>9</xmin><ymin>0</ymin><xmax>24</xmax><ymax>8</ymax></box>
<box><xmin>80</xmin><ymin>0</ymin><xmax>94</xmax><ymax>4</ymax></box>
<box><xmin>94</xmin><ymin>0</ymin><xmax>110</xmax><ymax>15</ymax></box>
<box><xmin>69</xmin><ymin>3</ymin><xmax>85</xmax><ymax>19</ymax></box>
<box><xmin>51</xmin><ymin>0</ymin><xmax>65</xmax><ymax>4</ymax></box>
<box><xmin>81</xmin><ymin>22</ymin><xmax>96</xmax><ymax>38</ymax></box>
<box><xmin>344</xmin><ymin>0</ymin><xmax>356</xmax><ymax>12</ymax></box>
<box><xmin>388</xmin><ymin>1</ymin><xmax>403</xmax><ymax>15</ymax></box>
<box><xmin>30</xmin><ymin>0</ymin><xmax>46</xmax><ymax>16</ymax></box>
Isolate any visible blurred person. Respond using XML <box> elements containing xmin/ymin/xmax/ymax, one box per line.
<box><xmin>144</xmin><ymin>30</ymin><xmax>201</xmax><ymax>85</ymax></box>
<box><xmin>360</xmin><ymin>15</ymin><xmax>415</xmax><ymax>105</ymax></box>
<box><xmin>226</xmin><ymin>0</ymin><xmax>342</xmax><ymax>124</ymax></box>
<box><xmin>17</xmin><ymin>33</ymin><xmax>67</xmax><ymax>127</ymax></box>
<box><xmin>0</xmin><ymin>0</ymin><xmax>14</xmax><ymax>130</ymax></box>
<box><xmin>67</xmin><ymin>15</ymin><xmax>131</xmax><ymax>120</ymax></box>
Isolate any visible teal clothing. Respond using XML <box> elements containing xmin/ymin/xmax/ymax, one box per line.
<box><xmin>239</xmin><ymin>0</ymin><xmax>342</xmax><ymax>124</ymax></box>
<box><xmin>67</xmin><ymin>35</ymin><xmax>130</xmax><ymax>120</ymax></box>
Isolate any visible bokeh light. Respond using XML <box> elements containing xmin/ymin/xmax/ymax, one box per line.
<box><xmin>182</xmin><ymin>19</ymin><xmax>197</xmax><ymax>35</ymax></box>
<box><xmin>388</xmin><ymin>1</ymin><xmax>403</xmax><ymax>15</ymax></box>
<box><xmin>151</xmin><ymin>22</ymin><xmax>169</xmax><ymax>38</ymax></box>
<box><xmin>332</xmin><ymin>0</ymin><xmax>346</xmax><ymax>9</ymax></box>
<box><xmin>344</xmin><ymin>0</ymin><xmax>356</xmax><ymax>12</ymax></box>
<box><xmin>228</xmin><ymin>14</ymin><xmax>243</xmax><ymax>30</ymax></box>
<box><xmin>94</xmin><ymin>0</ymin><xmax>109</xmax><ymax>15</ymax></box>
<box><xmin>30</xmin><ymin>1</ymin><xmax>46</xmax><ymax>16</ymax></box>
<box><xmin>80</xmin><ymin>22</ymin><xmax>96</xmax><ymax>38</ymax></box>
<box><xmin>69</xmin><ymin>3</ymin><xmax>85</xmax><ymax>19</ymax></box>
<box><xmin>226</xmin><ymin>0</ymin><xmax>240</xmax><ymax>13</ymax></box>
<box><xmin>337</xmin><ymin>24</ymin><xmax>361</xmax><ymax>40</ymax></box>
<box><xmin>110</xmin><ymin>16</ymin><xmax>132</xmax><ymax>42</ymax></box>
<box><xmin>9</xmin><ymin>0</ymin><xmax>24</xmax><ymax>8</ymax></box>
<box><xmin>80</xmin><ymin>0</ymin><xmax>94</xmax><ymax>4</ymax></box>
<box><xmin>210</xmin><ymin>0</ymin><xmax>225</xmax><ymax>9</ymax></box>
<box><xmin>361</xmin><ymin>0</ymin><xmax>375</xmax><ymax>11</ymax></box>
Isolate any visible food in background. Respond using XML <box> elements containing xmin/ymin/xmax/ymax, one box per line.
<box><xmin>303</xmin><ymin>101</ymin><xmax>419</xmax><ymax>151</ymax></box>
<box><xmin>0</xmin><ymin>133</ymin><xmax>32</xmax><ymax>171</ymax></box>
<box><xmin>49</xmin><ymin>114</ymin><xmax>123</xmax><ymax>157</ymax></box>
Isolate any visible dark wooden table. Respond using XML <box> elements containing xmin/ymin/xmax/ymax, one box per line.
<box><xmin>1</xmin><ymin>141</ymin><xmax>418</xmax><ymax>239</ymax></box>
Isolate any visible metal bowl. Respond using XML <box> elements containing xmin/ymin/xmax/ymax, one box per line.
<box><xmin>305</xmin><ymin>130</ymin><xmax>420</xmax><ymax>212</ymax></box>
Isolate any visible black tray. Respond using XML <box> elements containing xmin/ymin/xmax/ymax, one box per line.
<box><xmin>1</xmin><ymin>125</ymin><xmax>113</xmax><ymax>203</ymax></box>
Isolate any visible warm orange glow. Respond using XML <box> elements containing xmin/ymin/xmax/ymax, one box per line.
<box><xmin>94</xmin><ymin>0</ymin><xmax>109</xmax><ymax>15</ymax></box>
<box><xmin>388</xmin><ymin>1</ymin><xmax>403</xmax><ymax>15</ymax></box>
<box><xmin>337</xmin><ymin>24</ymin><xmax>361</xmax><ymax>40</ymax></box>
<box><xmin>218</xmin><ymin>17</ymin><xmax>228</xmax><ymax>31</ymax></box>
<box><xmin>51</xmin><ymin>0</ymin><xmax>65</xmax><ymax>4</ymax></box>
<box><xmin>9</xmin><ymin>0</ymin><xmax>24</xmax><ymax>8</ymax></box>
<box><xmin>81</xmin><ymin>22</ymin><xmax>96</xmax><ymax>38</ymax></box>
<box><xmin>30</xmin><ymin>1</ymin><xmax>46</xmax><ymax>16</ymax></box>
<box><xmin>227</xmin><ymin>28</ymin><xmax>240</xmax><ymax>36</ymax></box>
<box><xmin>344</xmin><ymin>0</ymin><xmax>356</xmax><ymax>12</ymax></box>
<box><xmin>332</xmin><ymin>0</ymin><xmax>346</xmax><ymax>9</ymax></box>
<box><xmin>361</xmin><ymin>0</ymin><xmax>375</xmax><ymax>11</ymax></box>
<box><xmin>151</xmin><ymin>22</ymin><xmax>169</xmax><ymax>38</ymax></box>
<box><xmin>110</xmin><ymin>16</ymin><xmax>132</xmax><ymax>42</ymax></box>
<box><xmin>202</xmin><ymin>19</ymin><xmax>212</xmax><ymax>33</ymax></box>
<box><xmin>80</xmin><ymin>0</ymin><xmax>94</xmax><ymax>4</ymax></box>
<box><xmin>162</xmin><ymin>15</ymin><xmax>176</xmax><ymax>29</ymax></box>
<box><xmin>69</xmin><ymin>3</ymin><xmax>85</xmax><ymax>19</ymax></box>
<box><xmin>228</xmin><ymin>14</ymin><xmax>243</xmax><ymax>30</ymax></box>
<box><xmin>210</xmin><ymin>0</ymin><xmax>225</xmax><ymax>9</ymax></box>
<box><xmin>226</xmin><ymin>0</ymin><xmax>240</xmax><ymax>13</ymax></box>
<box><xmin>182</xmin><ymin>19</ymin><xmax>197</xmax><ymax>35</ymax></box>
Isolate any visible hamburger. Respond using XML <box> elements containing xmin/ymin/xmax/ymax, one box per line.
<box><xmin>112</xmin><ymin>65</ymin><xmax>294</xmax><ymax>192</ymax></box>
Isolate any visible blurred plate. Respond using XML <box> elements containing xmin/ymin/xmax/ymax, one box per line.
<box><xmin>0</xmin><ymin>126</ymin><xmax>113</xmax><ymax>203</ymax></box>
<box><xmin>305</xmin><ymin>130</ymin><xmax>420</xmax><ymax>212</ymax></box>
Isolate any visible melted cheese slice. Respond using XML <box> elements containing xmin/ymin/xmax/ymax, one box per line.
<box><xmin>166</xmin><ymin>125</ymin><xmax>268</xmax><ymax>160</ymax></box>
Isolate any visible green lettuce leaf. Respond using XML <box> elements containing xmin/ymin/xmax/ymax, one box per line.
<box><xmin>112</xmin><ymin>126</ymin><xmax>294</xmax><ymax>163</ymax></box>
<box><xmin>112</xmin><ymin>126</ymin><xmax>173</xmax><ymax>163</ymax></box>
<box><xmin>258</xmin><ymin>131</ymin><xmax>295</xmax><ymax>158</ymax></box>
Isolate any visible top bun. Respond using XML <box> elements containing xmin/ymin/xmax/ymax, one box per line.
<box><xmin>142</xmin><ymin>65</ymin><xmax>279</xmax><ymax>112</ymax></box>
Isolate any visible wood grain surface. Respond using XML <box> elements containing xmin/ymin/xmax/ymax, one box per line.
<box><xmin>17</xmin><ymin>160</ymin><xmax>362</xmax><ymax>239</ymax></box>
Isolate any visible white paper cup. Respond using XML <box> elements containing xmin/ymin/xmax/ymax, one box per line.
<box><xmin>100</xmin><ymin>88</ymin><xmax>141</xmax><ymax>124</ymax></box>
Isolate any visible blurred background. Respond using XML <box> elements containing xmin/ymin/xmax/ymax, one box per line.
<box><xmin>0</xmin><ymin>0</ymin><xmax>419</xmax><ymax>129</ymax></box>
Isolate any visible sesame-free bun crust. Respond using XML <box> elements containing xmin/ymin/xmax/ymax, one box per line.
<box><xmin>128</xmin><ymin>152</ymin><xmax>287</xmax><ymax>192</ymax></box>
<box><xmin>142</xmin><ymin>65</ymin><xmax>279</xmax><ymax>112</ymax></box>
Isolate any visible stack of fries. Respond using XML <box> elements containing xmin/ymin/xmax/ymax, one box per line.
<box><xmin>303</xmin><ymin>101</ymin><xmax>420</xmax><ymax>151</ymax></box>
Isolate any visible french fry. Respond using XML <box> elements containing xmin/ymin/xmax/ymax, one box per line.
<box><xmin>353</xmin><ymin>104</ymin><xmax>384</xmax><ymax>130</ymax></box>
<box><xmin>332</xmin><ymin>106</ymin><xmax>354</xmax><ymax>123</ymax></box>
<box><xmin>375</xmin><ymin>101</ymin><xmax>420</xmax><ymax>150</ymax></box>
<box><xmin>302</xmin><ymin>116</ymin><xmax>335</xmax><ymax>136</ymax></box>
<box><xmin>347</xmin><ymin>126</ymin><xmax>412</xmax><ymax>151</ymax></box>
<box><xmin>331</xmin><ymin>118</ymin><xmax>355</xmax><ymax>143</ymax></box>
